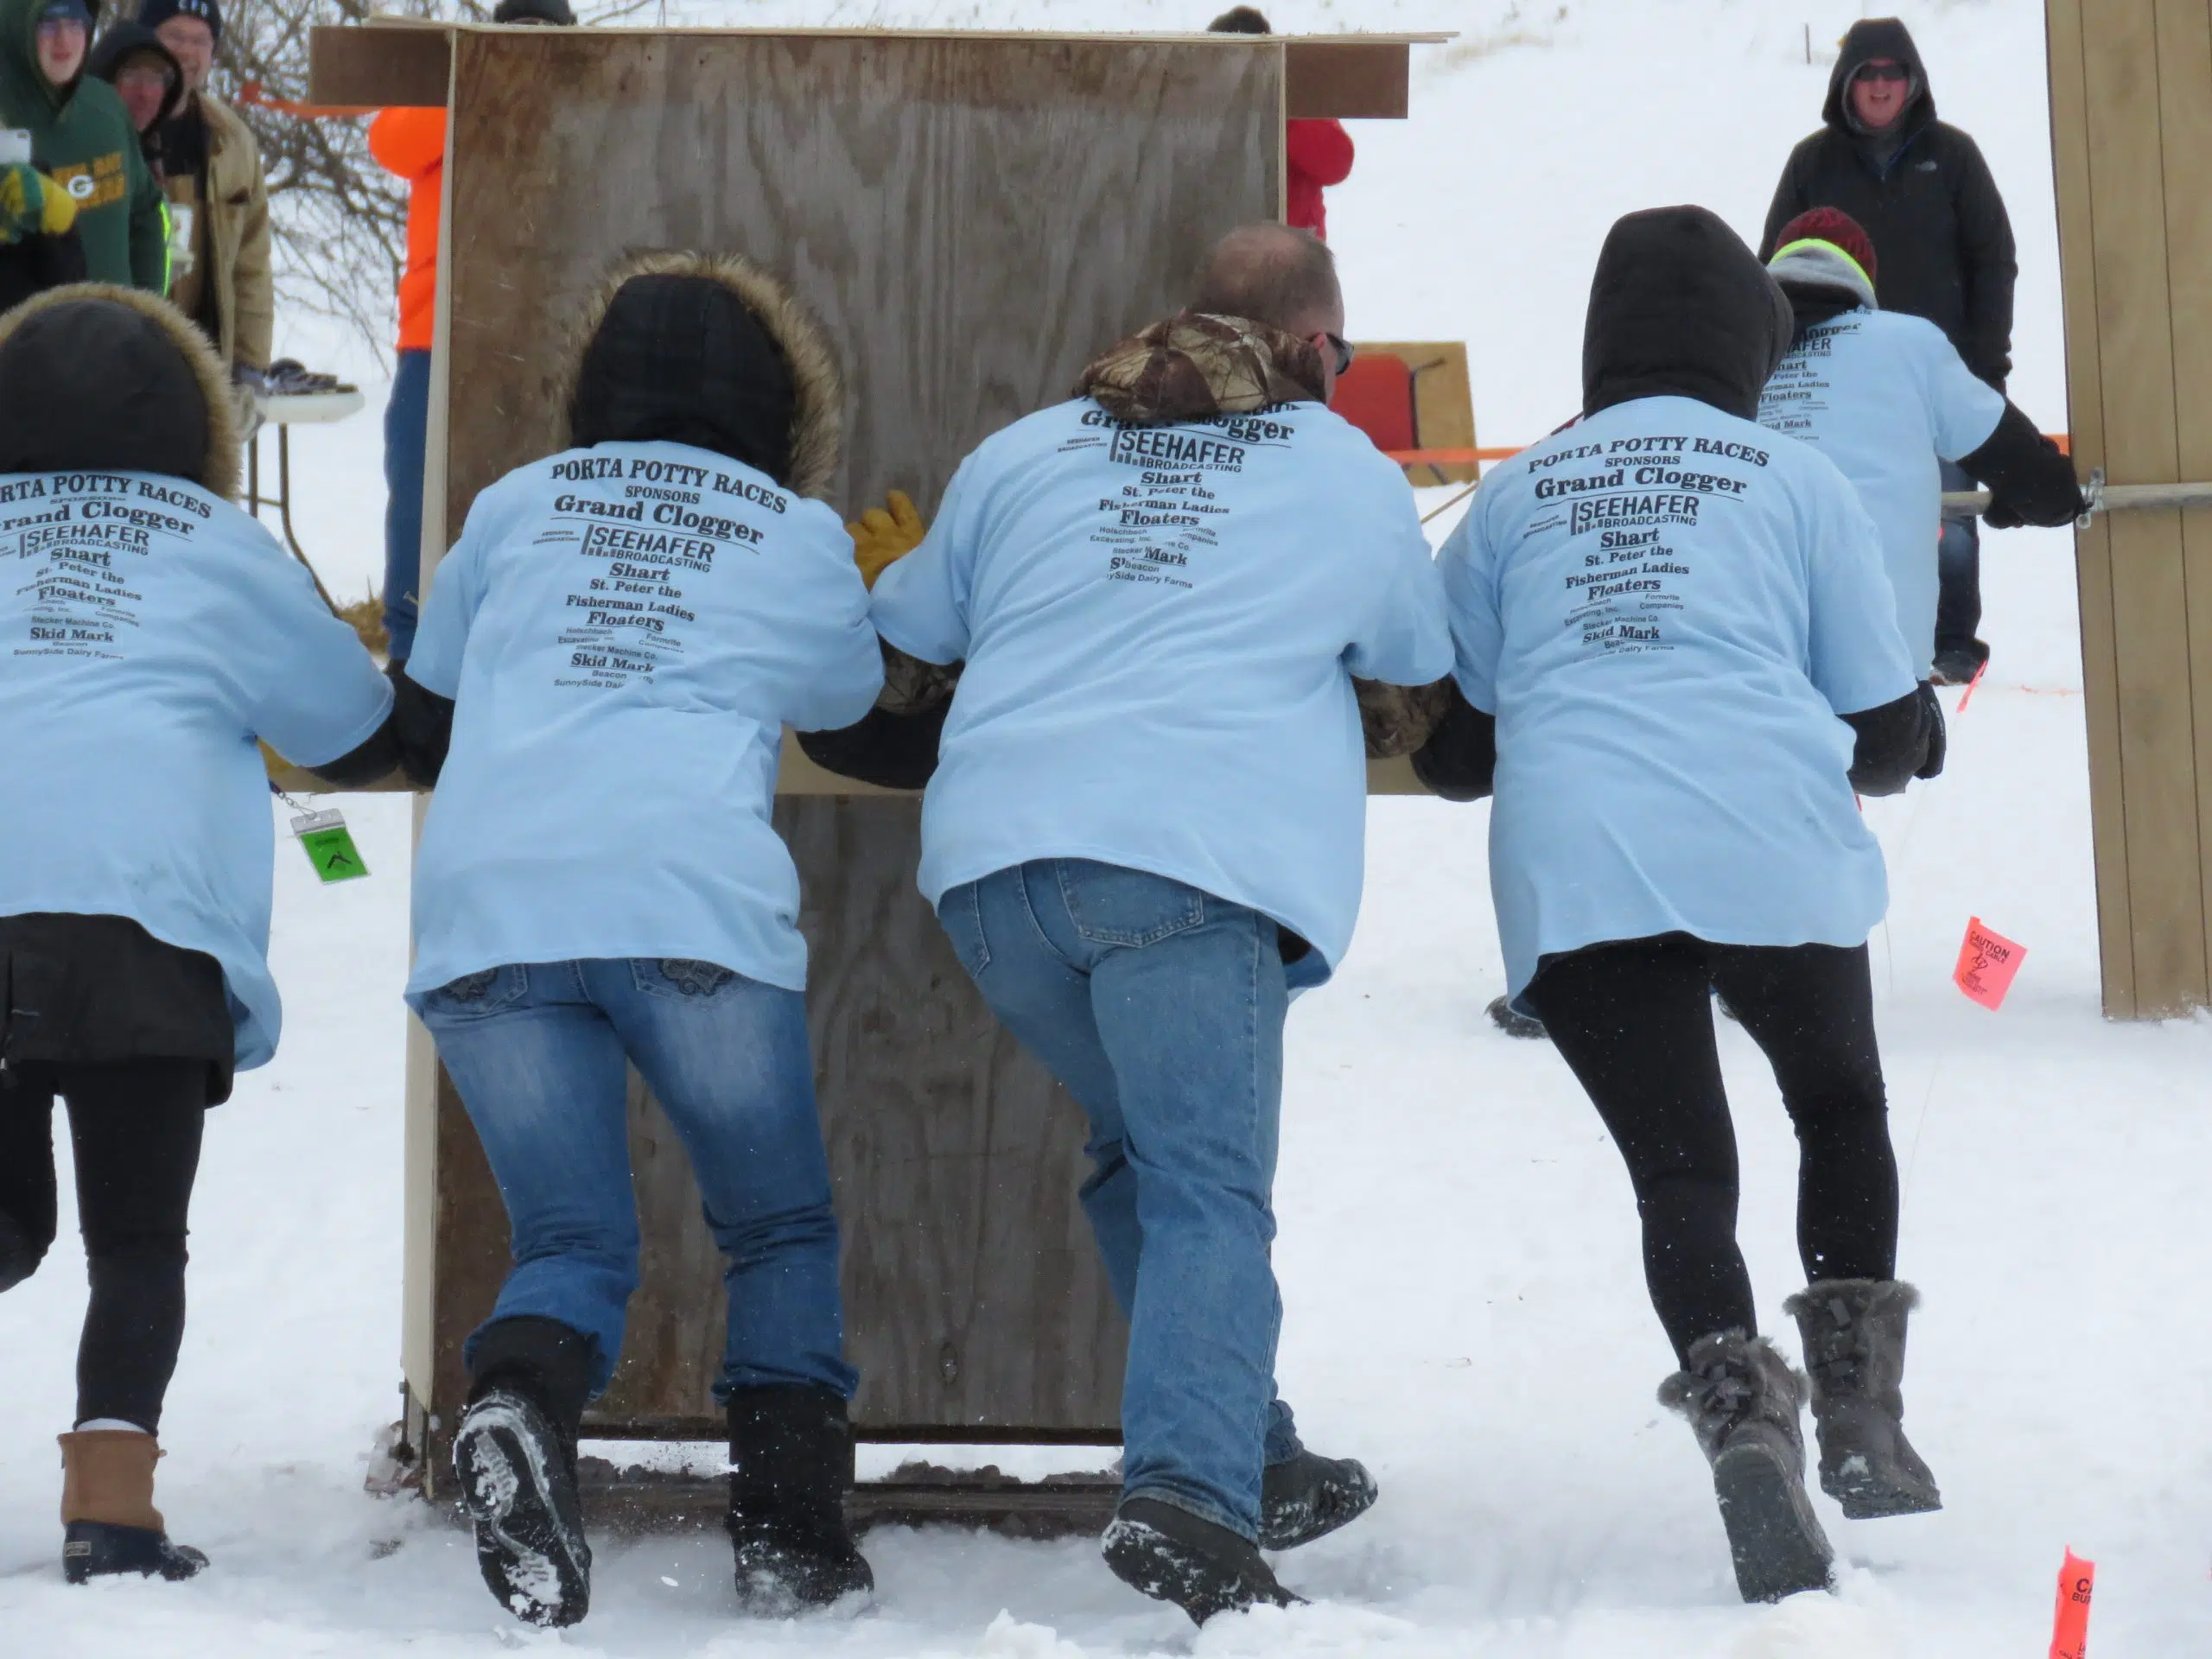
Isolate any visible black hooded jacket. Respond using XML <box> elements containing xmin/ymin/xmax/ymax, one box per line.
<box><xmin>86</xmin><ymin>22</ymin><xmax>188</xmax><ymax>168</ymax></box>
<box><xmin>1760</xmin><ymin>18</ymin><xmax>2017</xmax><ymax>389</ymax></box>
<box><xmin>1415</xmin><ymin>206</ymin><xmax>1933</xmax><ymax>799</ymax></box>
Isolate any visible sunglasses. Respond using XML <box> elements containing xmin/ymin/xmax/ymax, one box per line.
<box><xmin>1322</xmin><ymin>333</ymin><xmax>1355</xmax><ymax>376</ymax></box>
<box><xmin>1855</xmin><ymin>61</ymin><xmax>1910</xmax><ymax>85</ymax></box>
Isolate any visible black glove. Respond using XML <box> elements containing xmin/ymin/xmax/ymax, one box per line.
<box><xmin>1961</xmin><ymin>404</ymin><xmax>2085</xmax><ymax>529</ymax></box>
<box><xmin>1914</xmin><ymin>681</ymin><xmax>1947</xmax><ymax>780</ymax></box>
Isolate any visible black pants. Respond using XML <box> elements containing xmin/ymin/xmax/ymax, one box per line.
<box><xmin>0</xmin><ymin>1060</ymin><xmax>207</xmax><ymax>1433</ymax></box>
<box><xmin>1522</xmin><ymin>935</ymin><xmax>1897</xmax><ymax>1365</ymax></box>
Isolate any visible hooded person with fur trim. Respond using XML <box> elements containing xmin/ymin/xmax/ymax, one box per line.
<box><xmin>394</xmin><ymin>251</ymin><xmax>881</xmax><ymax>1630</ymax></box>
<box><xmin>849</xmin><ymin>224</ymin><xmax>1450</xmax><ymax>1625</ymax></box>
<box><xmin>0</xmin><ymin>283</ymin><xmax>396</xmax><ymax>1586</ymax></box>
<box><xmin>1759</xmin><ymin>207</ymin><xmax>2081</xmax><ymax>700</ymax></box>
<box><xmin>1421</xmin><ymin>206</ymin><xmax>1939</xmax><ymax>1605</ymax></box>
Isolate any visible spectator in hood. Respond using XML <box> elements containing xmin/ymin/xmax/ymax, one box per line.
<box><xmin>393</xmin><ymin>249</ymin><xmax>879</xmax><ymax>1630</ymax></box>
<box><xmin>86</xmin><ymin>20</ymin><xmax>183</xmax><ymax>150</ymax></box>
<box><xmin>138</xmin><ymin>0</ymin><xmax>270</xmax><ymax>390</ymax></box>
<box><xmin>0</xmin><ymin>283</ymin><xmax>396</xmax><ymax>1588</ymax></box>
<box><xmin>0</xmin><ymin>0</ymin><xmax>167</xmax><ymax>289</ymax></box>
<box><xmin>1759</xmin><ymin>208</ymin><xmax>2082</xmax><ymax>718</ymax></box>
<box><xmin>1760</xmin><ymin>17</ymin><xmax>2018</xmax><ymax>683</ymax></box>
<box><xmin>849</xmin><ymin>224</ymin><xmax>1448</xmax><ymax>1625</ymax></box>
<box><xmin>1421</xmin><ymin>206</ymin><xmax>1939</xmax><ymax>1605</ymax></box>
<box><xmin>367</xmin><ymin>0</ymin><xmax>574</xmax><ymax>667</ymax></box>
<box><xmin>1207</xmin><ymin>8</ymin><xmax>1354</xmax><ymax>241</ymax></box>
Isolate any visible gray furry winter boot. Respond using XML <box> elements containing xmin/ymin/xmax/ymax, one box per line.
<box><xmin>1784</xmin><ymin>1280</ymin><xmax>1942</xmax><ymax>1519</ymax></box>
<box><xmin>1660</xmin><ymin>1331</ymin><xmax>1833</xmax><ymax>1604</ymax></box>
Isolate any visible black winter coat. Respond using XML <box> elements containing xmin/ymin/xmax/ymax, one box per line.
<box><xmin>0</xmin><ymin>224</ymin><xmax>86</xmax><ymax>313</ymax></box>
<box><xmin>1759</xmin><ymin>17</ymin><xmax>2017</xmax><ymax>389</ymax></box>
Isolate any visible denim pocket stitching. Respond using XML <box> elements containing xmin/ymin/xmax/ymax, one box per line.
<box><xmin>427</xmin><ymin>963</ymin><xmax>527</xmax><ymax>1018</ymax></box>
<box><xmin>1056</xmin><ymin>863</ymin><xmax>1205</xmax><ymax>948</ymax></box>
<box><xmin>943</xmin><ymin>884</ymin><xmax>990</xmax><ymax>975</ymax></box>
<box><xmin>635</xmin><ymin>958</ymin><xmax>736</xmax><ymax>999</ymax></box>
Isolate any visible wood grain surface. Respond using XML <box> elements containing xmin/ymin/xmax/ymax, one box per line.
<box><xmin>2046</xmin><ymin>0</ymin><xmax>2212</xmax><ymax>1016</ymax></box>
<box><xmin>419</xmin><ymin>30</ymin><xmax>1275</xmax><ymax>1440</ymax></box>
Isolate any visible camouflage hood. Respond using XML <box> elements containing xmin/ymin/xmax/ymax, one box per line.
<box><xmin>1077</xmin><ymin>310</ymin><xmax>1327</xmax><ymax>427</ymax></box>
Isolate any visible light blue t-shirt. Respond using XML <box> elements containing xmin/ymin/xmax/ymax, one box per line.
<box><xmin>1758</xmin><ymin>308</ymin><xmax>2006</xmax><ymax>679</ymax></box>
<box><xmin>1440</xmin><ymin>396</ymin><xmax>1916</xmax><ymax>1000</ymax></box>
<box><xmin>405</xmin><ymin>442</ymin><xmax>882</xmax><ymax>997</ymax></box>
<box><xmin>869</xmin><ymin>396</ymin><xmax>1452</xmax><ymax>972</ymax></box>
<box><xmin>0</xmin><ymin>472</ymin><xmax>394</xmax><ymax>1069</ymax></box>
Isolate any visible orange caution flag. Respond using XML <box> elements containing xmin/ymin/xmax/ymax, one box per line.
<box><xmin>2050</xmin><ymin>1549</ymin><xmax>2094</xmax><ymax>1659</ymax></box>
<box><xmin>1954</xmin><ymin>917</ymin><xmax>2028</xmax><ymax>1010</ymax></box>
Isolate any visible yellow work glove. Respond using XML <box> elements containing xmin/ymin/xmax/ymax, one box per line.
<box><xmin>0</xmin><ymin>162</ymin><xmax>75</xmax><ymax>244</ymax></box>
<box><xmin>847</xmin><ymin>489</ymin><xmax>926</xmax><ymax>589</ymax></box>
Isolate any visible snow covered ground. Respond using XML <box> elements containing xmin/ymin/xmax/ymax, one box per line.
<box><xmin>7</xmin><ymin>1</ymin><xmax>2212</xmax><ymax>1653</ymax></box>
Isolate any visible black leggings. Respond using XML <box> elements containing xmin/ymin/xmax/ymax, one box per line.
<box><xmin>1522</xmin><ymin>935</ymin><xmax>1897</xmax><ymax>1364</ymax></box>
<box><xmin>0</xmin><ymin>1061</ymin><xmax>207</xmax><ymax>1433</ymax></box>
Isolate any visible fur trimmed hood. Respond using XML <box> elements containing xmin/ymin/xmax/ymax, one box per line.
<box><xmin>1079</xmin><ymin>310</ymin><xmax>1327</xmax><ymax>427</ymax></box>
<box><xmin>556</xmin><ymin>250</ymin><xmax>842</xmax><ymax>500</ymax></box>
<box><xmin>0</xmin><ymin>282</ymin><xmax>239</xmax><ymax>498</ymax></box>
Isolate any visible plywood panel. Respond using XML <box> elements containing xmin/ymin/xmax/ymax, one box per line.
<box><xmin>2154</xmin><ymin>0</ymin><xmax>2212</xmax><ymax>983</ymax></box>
<box><xmin>2078</xmin><ymin>0</ymin><xmax>2208</xmax><ymax>1012</ymax></box>
<box><xmin>2046</xmin><ymin>0</ymin><xmax>2136</xmax><ymax>1014</ymax></box>
<box><xmin>423</xmin><ymin>31</ymin><xmax>1271</xmax><ymax>1439</ymax></box>
<box><xmin>308</xmin><ymin>24</ymin><xmax>1426</xmax><ymax>118</ymax></box>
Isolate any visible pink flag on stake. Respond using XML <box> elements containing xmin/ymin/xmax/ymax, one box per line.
<box><xmin>2049</xmin><ymin>1548</ymin><xmax>2094</xmax><ymax>1659</ymax></box>
<box><xmin>1954</xmin><ymin>917</ymin><xmax>2028</xmax><ymax>1010</ymax></box>
<box><xmin>1955</xmin><ymin>655</ymin><xmax>1991</xmax><ymax>713</ymax></box>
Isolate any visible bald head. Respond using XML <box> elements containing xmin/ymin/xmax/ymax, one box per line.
<box><xmin>1192</xmin><ymin>223</ymin><xmax>1344</xmax><ymax>340</ymax></box>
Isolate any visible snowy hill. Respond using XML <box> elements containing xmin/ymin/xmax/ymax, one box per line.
<box><xmin>7</xmin><ymin>2</ymin><xmax>2211</xmax><ymax>1655</ymax></box>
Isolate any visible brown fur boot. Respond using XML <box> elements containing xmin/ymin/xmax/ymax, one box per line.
<box><xmin>59</xmin><ymin>1429</ymin><xmax>207</xmax><ymax>1583</ymax></box>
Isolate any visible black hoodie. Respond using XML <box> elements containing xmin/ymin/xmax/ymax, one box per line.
<box><xmin>1414</xmin><ymin>206</ymin><xmax>1933</xmax><ymax>800</ymax></box>
<box><xmin>1583</xmin><ymin>204</ymin><xmax>1795</xmax><ymax>423</ymax></box>
<box><xmin>1758</xmin><ymin>18</ymin><xmax>2017</xmax><ymax>389</ymax></box>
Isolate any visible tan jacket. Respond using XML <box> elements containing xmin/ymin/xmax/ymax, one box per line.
<box><xmin>191</xmin><ymin>92</ymin><xmax>273</xmax><ymax>372</ymax></box>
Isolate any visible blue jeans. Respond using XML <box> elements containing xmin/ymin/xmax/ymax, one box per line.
<box><xmin>412</xmin><ymin>958</ymin><xmax>855</xmax><ymax>1402</ymax></box>
<box><xmin>1935</xmin><ymin>457</ymin><xmax>1982</xmax><ymax>657</ymax></box>
<box><xmin>381</xmin><ymin>346</ymin><xmax>431</xmax><ymax>662</ymax></box>
<box><xmin>937</xmin><ymin>861</ymin><xmax>1292</xmax><ymax>1539</ymax></box>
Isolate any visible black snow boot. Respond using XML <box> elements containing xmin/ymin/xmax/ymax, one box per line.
<box><xmin>1785</xmin><ymin>1280</ymin><xmax>1942</xmax><ymax>1519</ymax></box>
<box><xmin>725</xmin><ymin>1385</ymin><xmax>873</xmax><ymax>1611</ymax></box>
<box><xmin>58</xmin><ymin>1430</ymin><xmax>207</xmax><ymax>1584</ymax></box>
<box><xmin>1660</xmin><ymin>1331</ymin><xmax>1834</xmax><ymax>1604</ymax></box>
<box><xmin>1103</xmin><ymin>1495</ymin><xmax>1301</xmax><ymax>1624</ymax></box>
<box><xmin>1486</xmin><ymin>995</ymin><xmax>1548</xmax><ymax>1040</ymax></box>
<box><xmin>1259</xmin><ymin>1448</ymin><xmax>1379</xmax><ymax>1549</ymax></box>
<box><xmin>452</xmin><ymin>1316</ymin><xmax>594</xmax><ymax>1629</ymax></box>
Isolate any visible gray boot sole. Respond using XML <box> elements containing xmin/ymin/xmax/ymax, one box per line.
<box><xmin>1713</xmin><ymin>1440</ymin><xmax>1834</xmax><ymax>1603</ymax></box>
<box><xmin>1826</xmin><ymin>1458</ymin><xmax>1942</xmax><ymax>1520</ymax></box>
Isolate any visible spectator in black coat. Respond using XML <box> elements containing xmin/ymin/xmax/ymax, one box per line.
<box><xmin>1760</xmin><ymin>17</ymin><xmax>2018</xmax><ymax>683</ymax></box>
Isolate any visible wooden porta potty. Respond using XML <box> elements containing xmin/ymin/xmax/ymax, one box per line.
<box><xmin>2045</xmin><ymin>0</ymin><xmax>2212</xmax><ymax>1018</ymax></box>
<box><xmin>310</xmin><ymin>23</ymin><xmax>1433</xmax><ymax>1517</ymax></box>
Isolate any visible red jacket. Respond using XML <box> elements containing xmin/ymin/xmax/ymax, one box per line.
<box><xmin>367</xmin><ymin>107</ymin><xmax>447</xmax><ymax>353</ymax></box>
<box><xmin>1287</xmin><ymin>118</ymin><xmax>1354</xmax><ymax>240</ymax></box>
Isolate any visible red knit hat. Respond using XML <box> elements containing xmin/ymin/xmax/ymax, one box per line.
<box><xmin>1772</xmin><ymin>207</ymin><xmax>1877</xmax><ymax>285</ymax></box>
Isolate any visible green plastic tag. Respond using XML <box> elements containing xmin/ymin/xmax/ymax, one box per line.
<box><xmin>290</xmin><ymin>809</ymin><xmax>369</xmax><ymax>884</ymax></box>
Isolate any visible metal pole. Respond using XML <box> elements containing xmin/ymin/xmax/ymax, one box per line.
<box><xmin>1940</xmin><ymin>469</ymin><xmax>2212</xmax><ymax>518</ymax></box>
